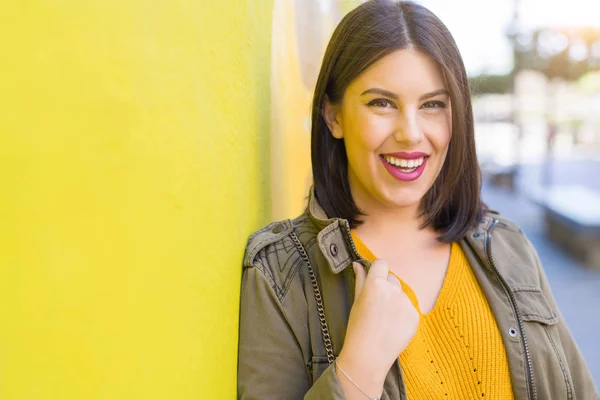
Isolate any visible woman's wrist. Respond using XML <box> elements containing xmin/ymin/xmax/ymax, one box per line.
<box><xmin>335</xmin><ymin>353</ymin><xmax>386</xmax><ymax>400</ymax></box>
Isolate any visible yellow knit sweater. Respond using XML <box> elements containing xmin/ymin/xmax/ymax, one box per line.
<box><xmin>351</xmin><ymin>233</ymin><xmax>514</xmax><ymax>400</ymax></box>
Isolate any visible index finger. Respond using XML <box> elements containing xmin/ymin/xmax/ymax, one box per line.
<box><xmin>366</xmin><ymin>259</ymin><xmax>390</xmax><ymax>282</ymax></box>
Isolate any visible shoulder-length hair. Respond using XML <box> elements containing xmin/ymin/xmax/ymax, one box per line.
<box><xmin>311</xmin><ymin>0</ymin><xmax>484</xmax><ymax>242</ymax></box>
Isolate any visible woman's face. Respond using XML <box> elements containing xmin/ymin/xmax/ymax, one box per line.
<box><xmin>324</xmin><ymin>48</ymin><xmax>452</xmax><ymax>214</ymax></box>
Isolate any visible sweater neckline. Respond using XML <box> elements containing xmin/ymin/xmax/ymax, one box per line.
<box><xmin>350</xmin><ymin>232</ymin><xmax>465</xmax><ymax>317</ymax></box>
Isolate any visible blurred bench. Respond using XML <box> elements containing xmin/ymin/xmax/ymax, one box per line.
<box><xmin>543</xmin><ymin>185</ymin><xmax>600</xmax><ymax>269</ymax></box>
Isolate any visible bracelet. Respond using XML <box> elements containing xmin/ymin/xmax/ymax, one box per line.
<box><xmin>335</xmin><ymin>360</ymin><xmax>381</xmax><ymax>400</ymax></box>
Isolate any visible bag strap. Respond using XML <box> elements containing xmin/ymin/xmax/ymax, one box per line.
<box><xmin>289</xmin><ymin>230</ymin><xmax>335</xmax><ymax>365</ymax></box>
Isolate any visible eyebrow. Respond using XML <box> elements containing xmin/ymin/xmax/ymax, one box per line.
<box><xmin>360</xmin><ymin>88</ymin><xmax>450</xmax><ymax>101</ymax></box>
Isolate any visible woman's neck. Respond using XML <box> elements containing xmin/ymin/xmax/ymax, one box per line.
<box><xmin>352</xmin><ymin>200</ymin><xmax>440</xmax><ymax>253</ymax></box>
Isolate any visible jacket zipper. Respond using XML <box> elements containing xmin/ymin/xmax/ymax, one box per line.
<box><xmin>485</xmin><ymin>219</ymin><xmax>536</xmax><ymax>400</ymax></box>
<box><xmin>343</xmin><ymin>220</ymin><xmax>363</xmax><ymax>261</ymax></box>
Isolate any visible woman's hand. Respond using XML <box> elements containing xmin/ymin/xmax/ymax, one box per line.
<box><xmin>336</xmin><ymin>260</ymin><xmax>420</xmax><ymax>398</ymax></box>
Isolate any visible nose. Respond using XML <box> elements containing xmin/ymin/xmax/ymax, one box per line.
<box><xmin>393</xmin><ymin>111</ymin><xmax>423</xmax><ymax>145</ymax></box>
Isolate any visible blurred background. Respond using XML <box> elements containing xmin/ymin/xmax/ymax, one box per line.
<box><xmin>1</xmin><ymin>0</ymin><xmax>598</xmax><ymax>398</ymax></box>
<box><xmin>424</xmin><ymin>0</ymin><xmax>600</xmax><ymax>387</ymax></box>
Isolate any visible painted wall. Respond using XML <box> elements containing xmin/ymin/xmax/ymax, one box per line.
<box><xmin>0</xmin><ymin>1</ymin><xmax>272</xmax><ymax>398</ymax></box>
<box><xmin>270</xmin><ymin>0</ymin><xmax>341</xmax><ymax>220</ymax></box>
<box><xmin>0</xmin><ymin>0</ymin><xmax>362</xmax><ymax>398</ymax></box>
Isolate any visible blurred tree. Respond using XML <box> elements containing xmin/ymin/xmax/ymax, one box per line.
<box><xmin>514</xmin><ymin>27</ymin><xmax>600</xmax><ymax>187</ymax></box>
<box><xmin>517</xmin><ymin>27</ymin><xmax>600</xmax><ymax>81</ymax></box>
<box><xmin>469</xmin><ymin>74</ymin><xmax>512</xmax><ymax>95</ymax></box>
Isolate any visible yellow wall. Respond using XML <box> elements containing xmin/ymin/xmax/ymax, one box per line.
<box><xmin>0</xmin><ymin>1</ymin><xmax>365</xmax><ymax>398</ymax></box>
<box><xmin>270</xmin><ymin>0</ymin><xmax>341</xmax><ymax>220</ymax></box>
<box><xmin>269</xmin><ymin>0</ymin><xmax>362</xmax><ymax>220</ymax></box>
<box><xmin>0</xmin><ymin>1</ymin><xmax>272</xmax><ymax>398</ymax></box>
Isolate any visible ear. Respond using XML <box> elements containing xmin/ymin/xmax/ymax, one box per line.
<box><xmin>322</xmin><ymin>95</ymin><xmax>344</xmax><ymax>139</ymax></box>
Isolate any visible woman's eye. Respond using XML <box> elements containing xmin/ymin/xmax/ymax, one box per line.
<box><xmin>368</xmin><ymin>99</ymin><xmax>395</xmax><ymax>108</ymax></box>
<box><xmin>422</xmin><ymin>100</ymin><xmax>446</xmax><ymax>109</ymax></box>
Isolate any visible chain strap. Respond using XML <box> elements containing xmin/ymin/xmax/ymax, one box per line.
<box><xmin>289</xmin><ymin>231</ymin><xmax>335</xmax><ymax>365</ymax></box>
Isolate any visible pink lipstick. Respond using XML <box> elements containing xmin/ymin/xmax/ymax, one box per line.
<box><xmin>380</xmin><ymin>153</ymin><xmax>428</xmax><ymax>182</ymax></box>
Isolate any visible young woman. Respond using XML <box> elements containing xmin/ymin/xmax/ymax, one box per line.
<box><xmin>237</xmin><ymin>1</ymin><xmax>598</xmax><ymax>399</ymax></box>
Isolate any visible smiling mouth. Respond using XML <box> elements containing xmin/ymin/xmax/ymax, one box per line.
<box><xmin>381</xmin><ymin>154</ymin><xmax>428</xmax><ymax>173</ymax></box>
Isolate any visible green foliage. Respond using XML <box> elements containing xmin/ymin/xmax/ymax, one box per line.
<box><xmin>469</xmin><ymin>74</ymin><xmax>512</xmax><ymax>95</ymax></box>
<box><xmin>515</xmin><ymin>27</ymin><xmax>600</xmax><ymax>81</ymax></box>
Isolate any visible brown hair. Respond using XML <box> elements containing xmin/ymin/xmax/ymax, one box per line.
<box><xmin>311</xmin><ymin>0</ymin><xmax>484</xmax><ymax>242</ymax></box>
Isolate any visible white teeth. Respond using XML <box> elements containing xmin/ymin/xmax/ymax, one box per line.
<box><xmin>384</xmin><ymin>155</ymin><xmax>425</xmax><ymax>170</ymax></box>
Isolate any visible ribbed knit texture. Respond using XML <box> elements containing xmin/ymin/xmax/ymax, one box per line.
<box><xmin>351</xmin><ymin>232</ymin><xmax>514</xmax><ymax>399</ymax></box>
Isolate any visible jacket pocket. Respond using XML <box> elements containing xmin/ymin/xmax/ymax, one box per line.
<box><xmin>513</xmin><ymin>287</ymin><xmax>558</xmax><ymax>325</ymax></box>
<box><xmin>513</xmin><ymin>288</ymin><xmax>574</xmax><ymax>400</ymax></box>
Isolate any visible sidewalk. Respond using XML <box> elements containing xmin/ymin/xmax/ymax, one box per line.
<box><xmin>482</xmin><ymin>180</ymin><xmax>600</xmax><ymax>386</ymax></box>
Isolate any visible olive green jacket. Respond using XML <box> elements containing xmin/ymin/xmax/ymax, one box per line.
<box><xmin>238</xmin><ymin>191</ymin><xmax>598</xmax><ymax>400</ymax></box>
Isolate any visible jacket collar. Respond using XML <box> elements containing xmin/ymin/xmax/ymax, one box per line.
<box><xmin>306</xmin><ymin>187</ymin><xmax>495</xmax><ymax>274</ymax></box>
<box><xmin>307</xmin><ymin>188</ymin><xmax>362</xmax><ymax>274</ymax></box>
<box><xmin>307</xmin><ymin>187</ymin><xmax>338</xmax><ymax>230</ymax></box>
